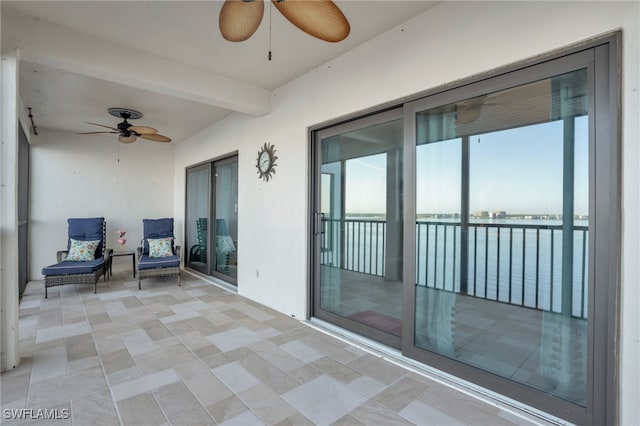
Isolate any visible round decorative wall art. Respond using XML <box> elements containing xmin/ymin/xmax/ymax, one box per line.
<box><xmin>256</xmin><ymin>142</ymin><xmax>278</xmax><ymax>182</ymax></box>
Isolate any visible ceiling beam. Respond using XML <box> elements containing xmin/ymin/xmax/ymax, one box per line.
<box><xmin>1</xmin><ymin>7</ymin><xmax>271</xmax><ymax>116</ymax></box>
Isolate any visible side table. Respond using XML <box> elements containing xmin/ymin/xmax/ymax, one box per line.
<box><xmin>109</xmin><ymin>250</ymin><xmax>136</xmax><ymax>278</ymax></box>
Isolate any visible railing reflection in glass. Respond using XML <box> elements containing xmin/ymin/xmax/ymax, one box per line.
<box><xmin>321</xmin><ymin>217</ymin><xmax>588</xmax><ymax>319</ymax></box>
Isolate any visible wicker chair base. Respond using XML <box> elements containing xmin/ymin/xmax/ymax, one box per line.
<box><xmin>44</xmin><ymin>269</ymin><xmax>106</xmax><ymax>298</ymax></box>
<box><xmin>138</xmin><ymin>267</ymin><xmax>181</xmax><ymax>290</ymax></box>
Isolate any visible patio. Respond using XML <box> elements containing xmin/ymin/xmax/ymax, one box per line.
<box><xmin>1</xmin><ymin>271</ymin><xmax>551</xmax><ymax>425</ymax></box>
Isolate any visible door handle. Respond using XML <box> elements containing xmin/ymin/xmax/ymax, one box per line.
<box><xmin>313</xmin><ymin>212</ymin><xmax>326</xmax><ymax>235</ymax></box>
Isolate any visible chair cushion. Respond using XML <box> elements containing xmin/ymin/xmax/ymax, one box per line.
<box><xmin>142</xmin><ymin>218</ymin><xmax>174</xmax><ymax>255</ymax></box>
<box><xmin>66</xmin><ymin>238</ymin><xmax>101</xmax><ymax>261</ymax></box>
<box><xmin>138</xmin><ymin>255</ymin><xmax>180</xmax><ymax>270</ymax></box>
<box><xmin>68</xmin><ymin>217</ymin><xmax>105</xmax><ymax>257</ymax></box>
<box><xmin>42</xmin><ymin>257</ymin><xmax>105</xmax><ymax>276</ymax></box>
<box><xmin>148</xmin><ymin>237</ymin><xmax>174</xmax><ymax>258</ymax></box>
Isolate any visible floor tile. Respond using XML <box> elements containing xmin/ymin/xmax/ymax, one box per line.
<box><xmin>350</xmin><ymin>400</ymin><xmax>415</xmax><ymax>426</ymax></box>
<box><xmin>237</xmin><ymin>354</ymin><xmax>300</xmax><ymax>393</ymax></box>
<box><xmin>66</xmin><ymin>333</ymin><xmax>98</xmax><ymax>361</ymax></box>
<box><xmin>117</xmin><ymin>392</ymin><xmax>167</xmax><ymax>426</ymax></box>
<box><xmin>111</xmin><ymin>368</ymin><xmax>180</xmax><ymax>401</ymax></box>
<box><xmin>346</xmin><ymin>375</ymin><xmax>387</xmax><ymax>399</ymax></box>
<box><xmin>70</xmin><ymin>390</ymin><xmax>120</xmax><ymax>426</ymax></box>
<box><xmin>279</xmin><ymin>340</ymin><xmax>324</xmax><ymax>363</ymax></box>
<box><xmin>0</xmin><ymin>371</ymin><xmax>30</xmax><ymax>406</ymax></box>
<box><xmin>207</xmin><ymin>395</ymin><xmax>249</xmax><ymax>424</ymax></box>
<box><xmin>311</xmin><ymin>357</ymin><xmax>363</xmax><ymax>384</ymax></box>
<box><xmin>208</xmin><ymin>327</ymin><xmax>263</xmax><ymax>352</ymax></box>
<box><xmin>28</xmin><ymin>367</ymin><xmax>108</xmax><ymax>408</ymax></box>
<box><xmin>6</xmin><ymin>277</ymin><xmax>547</xmax><ymax>426</ymax></box>
<box><xmin>399</xmin><ymin>399</ymin><xmax>464</xmax><ymax>425</ymax></box>
<box><xmin>132</xmin><ymin>342</ymin><xmax>196</xmax><ymax>376</ymax></box>
<box><xmin>212</xmin><ymin>361</ymin><xmax>261</xmax><ymax>394</ymax></box>
<box><xmin>30</xmin><ymin>345</ymin><xmax>67</xmax><ymax>383</ymax></box>
<box><xmin>373</xmin><ymin>375</ymin><xmax>430</xmax><ymax>412</ymax></box>
<box><xmin>237</xmin><ymin>383</ymin><xmax>297</xmax><ymax>424</ymax></box>
<box><xmin>281</xmin><ymin>375</ymin><xmax>367</xmax><ymax>425</ymax></box>
<box><xmin>249</xmin><ymin>340</ymin><xmax>306</xmax><ymax>373</ymax></box>
<box><xmin>153</xmin><ymin>381</ymin><xmax>214</xmax><ymax>425</ymax></box>
<box><xmin>219</xmin><ymin>409</ymin><xmax>265</xmax><ymax>426</ymax></box>
<box><xmin>176</xmin><ymin>361</ymin><xmax>234</xmax><ymax>407</ymax></box>
<box><xmin>35</xmin><ymin>321</ymin><xmax>91</xmax><ymax>343</ymax></box>
<box><xmin>346</xmin><ymin>354</ymin><xmax>407</xmax><ymax>385</ymax></box>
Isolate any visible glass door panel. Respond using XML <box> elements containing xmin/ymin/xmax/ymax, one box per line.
<box><xmin>186</xmin><ymin>165</ymin><xmax>210</xmax><ymax>274</ymax></box>
<box><xmin>316</xmin><ymin>111</ymin><xmax>404</xmax><ymax>347</ymax></box>
<box><xmin>413</xmin><ymin>69</ymin><xmax>589</xmax><ymax>406</ymax></box>
<box><xmin>213</xmin><ymin>157</ymin><xmax>238</xmax><ymax>283</ymax></box>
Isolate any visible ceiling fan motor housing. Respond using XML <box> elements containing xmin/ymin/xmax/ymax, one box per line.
<box><xmin>117</xmin><ymin>121</ymin><xmax>132</xmax><ymax>134</ymax></box>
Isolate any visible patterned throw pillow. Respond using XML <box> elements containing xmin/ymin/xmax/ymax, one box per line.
<box><xmin>216</xmin><ymin>235</ymin><xmax>236</xmax><ymax>254</ymax></box>
<box><xmin>148</xmin><ymin>237</ymin><xmax>174</xmax><ymax>258</ymax></box>
<box><xmin>66</xmin><ymin>238</ymin><xmax>101</xmax><ymax>261</ymax></box>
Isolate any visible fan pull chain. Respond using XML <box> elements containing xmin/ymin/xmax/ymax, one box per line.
<box><xmin>268</xmin><ymin>0</ymin><xmax>272</xmax><ymax>61</ymax></box>
<box><xmin>117</xmin><ymin>139</ymin><xmax>120</xmax><ymax>163</ymax></box>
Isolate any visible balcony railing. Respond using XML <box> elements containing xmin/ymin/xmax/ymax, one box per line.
<box><xmin>321</xmin><ymin>218</ymin><xmax>386</xmax><ymax>276</ymax></box>
<box><xmin>321</xmin><ymin>218</ymin><xmax>589</xmax><ymax>319</ymax></box>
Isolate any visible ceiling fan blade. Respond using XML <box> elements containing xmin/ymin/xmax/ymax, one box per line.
<box><xmin>128</xmin><ymin>125</ymin><xmax>158</xmax><ymax>135</ymax></box>
<box><xmin>272</xmin><ymin>0</ymin><xmax>350</xmax><ymax>43</ymax></box>
<box><xmin>119</xmin><ymin>135</ymin><xmax>137</xmax><ymax>143</ymax></box>
<box><xmin>85</xmin><ymin>122</ymin><xmax>119</xmax><ymax>131</ymax></box>
<box><xmin>219</xmin><ymin>0</ymin><xmax>264</xmax><ymax>42</ymax></box>
<box><xmin>78</xmin><ymin>131</ymin><xmax>118</xmax><ymax>134</ymax></box>
<box><xmin>139</xmin><ymin>133</ymin><xmax>172</xmax><ymax>143</ymax></box>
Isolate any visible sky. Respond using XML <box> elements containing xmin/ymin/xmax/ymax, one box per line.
<box><xmin>335</xmin><ymin>115</ymin><xmax>589</xmax><ymax>216</ymax></box>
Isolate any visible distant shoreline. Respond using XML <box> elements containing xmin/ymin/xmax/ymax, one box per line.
<box><xmin>339</xmin><ymin>213</ymin><xmax>589</xmax><ymax>222</ymax></box>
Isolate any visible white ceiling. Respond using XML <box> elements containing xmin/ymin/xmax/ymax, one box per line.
<box><xmin>3</xmin><ymin>1</ymin><xmax>440</xmax><ymax>144</ymax></box>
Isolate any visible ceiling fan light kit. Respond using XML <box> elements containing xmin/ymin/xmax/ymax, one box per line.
<box><xmin>219</xmin><ymin>0</ymin><xmax>350</xmax><ymax>44</ymax></box>
<box><xmin>78</xmin><ymin>107</ymin><xmax>172</xmax><ymax>144</ymax></box>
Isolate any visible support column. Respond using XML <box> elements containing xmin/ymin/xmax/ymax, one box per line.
<box><xmin>562</xmin><ymin>116</ymin><xmax>575</xmax><ymax>316</ymax></box>
<box><xmin>385</xmin><ymin>148</ymin><xmax>403</xmax><ymax>281</ymax></box>
<box><xmin>460</xmin><ymin>135</ymin><xmax>470</xmax><ymax>294</ymax></box>
<box><xmin>1</xmin><ymin>49</ymin><xmax>22</xmax><ymax>371</ymax></box>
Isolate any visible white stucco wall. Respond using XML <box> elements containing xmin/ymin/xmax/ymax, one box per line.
<box><xmin>30</xmin><ymin>130</ymin><xmax>175</xmax><ymax>279</ymax></box>
<box><xmin>174</xmin><ymin>1</ymin><xmax>639</xmax><ymax>423</ymax></box>
<box><xmin>1</xmin><ymin>49</ymin><xmax>21</xmax><ymax>371</ymax></box>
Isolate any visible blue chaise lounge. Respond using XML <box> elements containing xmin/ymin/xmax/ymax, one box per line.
<box><xmin>41</xmin><ymin>217</ymin><xmax>109</xmax><ymax>298</ymax></box>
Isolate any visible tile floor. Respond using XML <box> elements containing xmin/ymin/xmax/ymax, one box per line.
<box><xmin>1</xmin><ymin>270</ymin><xmax>555</xmax><ymax>425</ymax></box>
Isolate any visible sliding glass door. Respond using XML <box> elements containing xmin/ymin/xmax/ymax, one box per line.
<box><xmin>311</xmin><ymin>40</ymin><xmax>618</xmax><ymax>425</ymax></box>
<box><xmin>185</xmin><ymin>155</ymin><xmax>238</xmax><ymax>285</ymax></box>
<box><xmin>186</xmin><ymin>164</ymin><xmax>210</xmax><ymax>274</ymax></box>
<box><xmin>212</xmin><ymin>157</ymin><xmax>238</xmax><ymax>283</ymax></box>
<box><xmin>314</xmin><ymin>109</ymin><xmax>404</xmax><ymax>348</ymax></box>
<box><xmin>409</xmin><ymin>67</ymin><xmax>590</xmax><ymax>407</ymax></box>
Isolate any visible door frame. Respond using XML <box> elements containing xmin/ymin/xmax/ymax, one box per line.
<box><xmin>185</xmin><ymin>162</ymin><xmax>211</xmax><ymax>275</ymax></box>
<box><xmin>210</xmin><ymin>154</ymin><xmax>239</xmax><ymax>286</ymax></box>
<box><xmin>311</xmin><ymin>107</ymin><xmax>404</xmax><ymax>349</ymax></box>
<box><xmin>184</xmin><ymin>152</ymin><xmax>239</xmax><ymax>286</ymax></box>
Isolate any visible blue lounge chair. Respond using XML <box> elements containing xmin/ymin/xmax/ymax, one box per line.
<box><xmin>137</xmin><ymin>218</ymin><xmax>181</xmax><ymax>289</ymax></box>
<box><xmin>41</xmin><ymin>217</ymin><xmax>109</xmax><ymax>298</ymax></box>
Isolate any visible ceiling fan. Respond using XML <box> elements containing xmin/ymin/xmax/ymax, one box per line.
<box><xmin>219</xmin><ymin>0</ymin><xmax>350</xmax><ymax>43</ymax></box>
<box><xmin>455</xmin><ymin>95</ymin><xmax>532</xmax><ymax>124</ymax></box>
<box><xmin>78</xmin><ymin>108</ymin><xmax>171</xmax><ymax>143</ymax></box>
